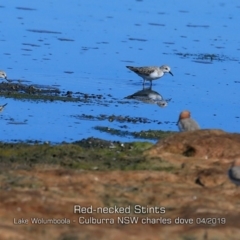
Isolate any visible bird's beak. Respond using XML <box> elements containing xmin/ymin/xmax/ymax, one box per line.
<box><xmin>169</xmin><ymin>71</ymin><xmax>173</xmax><ymax>76</ymax></box>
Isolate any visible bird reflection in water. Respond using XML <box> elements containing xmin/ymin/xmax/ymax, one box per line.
<box><xmin>125</xmin><ymin>86</ymin><xmax>169</xmax><ymax>107</ymax></box>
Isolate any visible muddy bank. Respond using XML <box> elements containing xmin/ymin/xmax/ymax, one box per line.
<box><xmin>0</xmin><ymin>130</ymin><xmax>240</xmax><ymax>240</ymax></box>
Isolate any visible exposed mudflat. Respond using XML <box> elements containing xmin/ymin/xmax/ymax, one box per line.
<box><xmin>0</xmin><ymin>130</ymin><xmax>240</xmax><ymax>240</ymax></box>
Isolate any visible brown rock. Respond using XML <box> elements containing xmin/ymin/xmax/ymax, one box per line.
<box><xmin>144</xmin><ymin>129</ymin><xmax>240</xmax><ymax>188</ymax></box>
<box><xmin>146</xmin><ymin>129</ymin><xmax>240</xmax><ymax>159</ymax></box>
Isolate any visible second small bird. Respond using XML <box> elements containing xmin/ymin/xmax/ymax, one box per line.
<box><xmin>0</xmin><ymin>103</ymin><xmax>8</xmax><ymax>112</ymax></box>
<box><xmin>177</xmin><ymin>110</ymin><xmax>200</xmax><ymax>132</ymax></box>
<box><xmin>0</xmin><ymin>70</ymin><xmax>7</xmax><ymax>80</ymax></box>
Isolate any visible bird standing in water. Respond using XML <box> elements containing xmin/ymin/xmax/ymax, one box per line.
<box><xmin>126</xmin><ymin>65</ymin><xmax>173</xmax><ymax>87</ymax></box>
<box><xmin>0</xmin><ymin>103</ymin><xmax>8</xmax><ymax>112</ymax></box>
<box><xmin>0</xmin><ymin>70</ymin><xmax>7</xmax><ymax>80</ymax></box>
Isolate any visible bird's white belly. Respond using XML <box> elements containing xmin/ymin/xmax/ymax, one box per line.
<box><xmin>145</xmin><ymin>70</ymin><xmax>162</xmax><ymax>80</ymax></box>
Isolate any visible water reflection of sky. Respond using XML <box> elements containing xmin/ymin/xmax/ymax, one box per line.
<box><xmin>0</xmin><ymin>0</ymin><xmax>239</xmax><ymax>142</ymax></box>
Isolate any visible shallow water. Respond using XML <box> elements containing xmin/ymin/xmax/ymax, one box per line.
<box><xmin>0</xmin><ymin>0</ymin><xmax>240</xmax><ymax>143</ymax></box>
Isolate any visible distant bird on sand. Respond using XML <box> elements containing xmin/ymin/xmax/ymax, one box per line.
<box><xmin>177</xmin><ymin>110</ymin><xmax>200</xmax><ymax>132</ymax></box>
<box><xmin>0</xmin><ymin>70</ymin><xmax>7</xmax><ymax>80</ymax></box>
<box><xmin>126</xmin><ymin>65</ymin><xmax>173</xmax><ymax>87</ymax></box>
<box><xmin>228</xmin><ymin>159</ymin><xmax>240</xmax><ymax>186</ymax></box>
<box><xmin>0</xmin><ymin>103</ymin><xmax>7</xmax><ymax>112</ymax></box>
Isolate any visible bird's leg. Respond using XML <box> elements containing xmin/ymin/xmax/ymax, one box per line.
<box><xmin>142</xmin><ymin>78</ymin><xmax>146</xmax><ymax>87</ymax></box>
<box><xmin>150</xmin><ymin>80</ymin><xmax>153</xmax><ymax>88</ymax></box>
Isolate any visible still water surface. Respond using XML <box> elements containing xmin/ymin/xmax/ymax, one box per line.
<box><xmin>0</xmin><ymin>0</ymin><xmax>239</xmax><ymax>142</ymax></box>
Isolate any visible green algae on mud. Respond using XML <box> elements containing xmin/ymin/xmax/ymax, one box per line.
<box><xmin>0</xmin><ymin>137</ymin><xmax>175</xmax><ymax>171</ymax></box>
<box><xmin>1</xmin><ymin>91</ymin><xmax>80</xmax><ymax>102</ymax></box>
<box><xmin>94</xmin><ymin>126</ymin><xmax>175</xmax><ymax>140</ymax></box>
<box><xmin>0</xmin><ymin>82</ymin><xmax>80</xmax><ymax>102</ymax></box>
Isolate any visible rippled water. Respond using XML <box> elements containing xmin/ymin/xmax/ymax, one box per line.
<box><xmin>0</xmin><ymin>0</ymin><xmax>240</xmax><ymax>142</ymax></box>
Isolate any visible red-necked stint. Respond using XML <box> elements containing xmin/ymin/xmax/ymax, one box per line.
<box><xmin>0</xmin><ymin>70</ymin><xmax>7</xmax><ymax>80</ymax></box>
<box><xmin>0</xmin><ymin>103</ymin><xmax>7</xmax><ymax>112</ymax></box>
<box><xmin>228</xmin><ymin>159</ymin><xmax>240</xmax><ymax>186</ymax></box>
<box><xmin>177</xmin><ymin>110</ymin><xmax>200</xmax><ymax>132</ymax></box>
<box><xmin>126</xmin><ymin>65</ymin><xmax>173</xmax><ymax>87</ymax></box>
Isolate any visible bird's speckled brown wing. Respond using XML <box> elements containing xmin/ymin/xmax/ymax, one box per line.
<box><xmin>126</xmin><ymin>66</ymin><xmax>157</xmax><ymax>75</ymax></box>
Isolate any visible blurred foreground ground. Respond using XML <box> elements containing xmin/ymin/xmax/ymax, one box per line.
<box><xmin>0</xmin><ymin>130</ymin><xmax>240</xmax><ymax>240</ymax></box>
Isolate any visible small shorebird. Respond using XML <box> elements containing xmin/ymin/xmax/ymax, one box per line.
<box><xmin>126</xmin><ymin>65</ymin><xmax>173</xmax><ymax>86</ymax></box>
<box><xmin>0</xmin><ymin>103</ymin><xmax>7</xmax><ymax>112</ymax></box>
<box><xmin>125</xmin><ymin>87</ymin><xmax>168</xmax><ymax>107</ymax></box>
<box><xmin>228</xmin><ymin>159</ymin><xmax>240</xmax><ymax>186</ymax></box>
<box><xmin>0</xmin><ymin>70</ymin><xmax>7</xmax><ymax>80</ymax></box>
<box><xmin>177</xmin><ymin>110</ymin><xmax>200</xmax><ymax>132</ymax></box>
